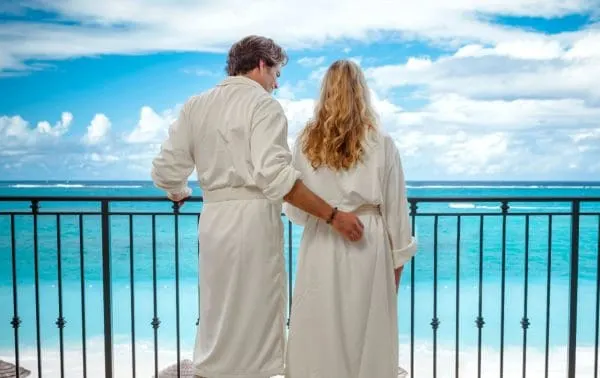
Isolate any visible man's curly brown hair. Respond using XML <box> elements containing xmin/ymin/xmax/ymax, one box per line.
<box><xmin>226</xmin><ymin>35</ymin><xmax>288</xmax><ymax>76</ymax></box>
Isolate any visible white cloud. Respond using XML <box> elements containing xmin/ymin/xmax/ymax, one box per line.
<box><xmin>276</xmin><ymin>84</ymin><xmax>298</xmax><ymax>101</ymax></box>
<box><xmin>278</xmin><ymin>98</ymin><xmax>316</xmax><ymax>138</ymax></box>
<box><xmin>349</xmin><ymin>56</ymin><xmax>363</xmax><ymax>66</ymax></box>
<box><xmin>1</xmin><ymin>91</ymin><xmax>599</xmax><ymax>180</ymax></box>
<box><xmin>181</xmin><ymin>67</ymin><xmax>221</xmax><ymax>76</ymax></box>
<box><xmin>570</xmin><ymin>127</ymin><xmax>600</xmax><ymax>143</ymax></box>
<box><xmin>87</xmin><ymin>152</ymin><xmax>120</xmax><ymax>162</ymax></box>
<box><xmin>0</xmin><ymin>53</ymin><xmax>29</xmax><ymax>74</ymax></box>
<box><xmin>454</xmin><ymin>40</ymin><xmax>565</xmax><ymax>60</ymax></box>
<box><xmin>276</xmin><ymin>90</ymin><xmax>600</xmax><ymax>178</ymax></box>
<box><xmin>0</xmin><ymin>105</ymin><xmax>183</xmax><ymax>178</ymax></box>
<box><xmin>2</xmin><ymin>0</ymin><xmax>597</xmax><ymax>73</ymax></box>
<box><xmin>394</xmin><ymin>94</ymin><xmax>600</xmax><ymax>131</ymax></box>
<box><xmin>564</xmin><ymin>32</ymin><xmax>600</xmax><ymax>60</ymax></box>
<box><xmin>365</xmin><ymin>32</ymin><xmax>600</xmax><ymax>103</ymax></box>
<box><xmin>38</xmin><ymin>111</ymin><xmax>72</xmax><ymax>137</ymax></box>
<box><xmin>77</xmin><ymin>106</ymin><xmax>181</xmax><ymax>175</ymax></box>
<box><xmin>82</xmin><ymin>113</ymin><xmax>111</xmax><ymax>145</ymax></box>
<box><xmin>0</xmin><ymin>112</ymin><xmax>72</xmax><ymax>153</ymax></box>
<box><xmin>439</xmin><ymin>132</ymin><xmax>510</xmax><ymax>175</ymax></box>
<box><xmin>309</xmin><ymin>66</ymin><xmax>328</xmax><ymax>82</ymax></box>
<box><xmin>298</xmin><ymin>56</ymin><xmax>325</xmax><ymax>67</ymax></box>
<box><xmin>124</xmin><ymin>106</ymin><xmax>177</xmax><ymax>144</ymax></box>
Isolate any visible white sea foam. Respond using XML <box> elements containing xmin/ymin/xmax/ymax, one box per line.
<box><xmin>510</xmin><ymin>205</ymin><xmax>571</xmax><ymax>211</ymax></box>
<box><xmin>8</xmin><ymin>184</ymin><xmax>143</xmax><ymax>189</ymax></box>
<box><xmin>10</xmin><ymin>184</ymin><xmax>86</xmax><ymax>188</ymax></box>
<box><xmin>407</xmin><ymin>185</ymin><xmax>543</xmax><ymax>189</ymax></box>
<box><xmin>448</xmin><ymin>203</ymin><xmax>477</xmax><ymax>209</ymax></box>
<box><xmin>447</xmin><ymin>202</ymin><xmax>506</xmax><ymax>210</ymax></box>
<box><xmin>447</xmin><ymin>203</ymin><xmax>572</xmax><ymax>211</ymax></box>
<box><xmin>407</xmin><ymin>184</ymin><xmax>599</xmax><ymax>189</ymax></box>
<box><xmin>0</xmin><ymin>338</ymin><xmax>596</xmax><ymax>378</ymax></box>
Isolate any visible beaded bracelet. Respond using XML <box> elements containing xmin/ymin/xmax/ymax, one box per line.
<box><xmin>326</xmin><ymin>207</ymin><xmax>338</xmax><ymax>224</ymax></box>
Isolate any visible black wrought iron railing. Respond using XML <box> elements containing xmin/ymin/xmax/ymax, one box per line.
<box><xmin>1</xmin><ymin>196</ymin><xmax>599</xmax><ymax>378</ymax></box>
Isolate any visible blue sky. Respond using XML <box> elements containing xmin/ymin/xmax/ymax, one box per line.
<box><xmin>1</xmin><ymin>1</ymin><xmax>599</xmax><ymax>181</ymax></box>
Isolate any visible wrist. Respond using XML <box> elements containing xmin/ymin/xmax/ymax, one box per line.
<box><xmin>326</xmin><ymin>207</ymin><xmax>338</xmax><ymax>224</ymax></box>
<box><xmin>167</xmin><ymin>186</ymin><xmax>192</xmax><ymax>202</ymax></box>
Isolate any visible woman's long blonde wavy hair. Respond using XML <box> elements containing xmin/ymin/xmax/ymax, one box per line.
<box><xmin>300</xmin><ymin>59</ymin><xmax>378</xmax><ymax>171</ymax></box>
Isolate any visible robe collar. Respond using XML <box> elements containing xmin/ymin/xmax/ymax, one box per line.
<box><xmin>218</xmin><ymin>75</ymin><xmax>266</xmax><ymax>92</ymax></box>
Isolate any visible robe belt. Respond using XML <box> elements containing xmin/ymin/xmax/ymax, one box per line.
<box><xmin>352</xmin><ymin>204</ymin><xmax>382</xmax><ymax>215</ymax></box>
<box><xmin>351</xmin><ymin>204</ymin><xmax>394</xmax><ymax>249</ymax></box>
<box><xmin>202</xmin><ymin>186</ymin><xmax>266</xmax><ymax>203</ymax></box>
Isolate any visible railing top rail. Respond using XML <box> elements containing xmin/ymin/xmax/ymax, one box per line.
<box><xmin>0</xmin><ymin>195</ymin><xmax>600</xmax><ymax>202</ymax></box>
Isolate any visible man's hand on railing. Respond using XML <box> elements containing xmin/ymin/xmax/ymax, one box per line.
<box><xmin>173</xmin><ymin>197</ymin><xmax>190</xmax><ymax>208</ymax></box>
<box><xmin>167</xmin><ymin>187</ymin><xmax>192</xmax><ymax>208</ymax></box>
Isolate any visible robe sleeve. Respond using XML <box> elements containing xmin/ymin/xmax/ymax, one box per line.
<box><xmin>151</xmin><ymin>100</ymin><xmax>195</xmax><ymax>201</ymax></box>
<box><xmin>250</xmin><ymin>96</ymin><xmax>301</xmax><ymax>202</ymax></box>
<box><xmin>383</xmin><ymin>137</ymin><xmax>417</xmax><ymax>268</ymax></box>
<box><xmin>283</xmin><ymin>140</ymin><xmax>311</xmax><ymax>225</ymax></box>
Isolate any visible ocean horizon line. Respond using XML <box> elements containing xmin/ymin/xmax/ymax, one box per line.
<box><xmin>2</xmin><ymin>180</ymin><xmax>600</xmax><ymax>192</ymax></box>
<box><xmin>2</xmin><ymin>179</ymin><xmax>600</xmax><ymax>184</ymax></box>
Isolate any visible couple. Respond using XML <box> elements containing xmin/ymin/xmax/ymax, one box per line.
<box><xmin>151</xmin><ymin>35</ymin><xmax>417</xmax><ymax>378</ymax></box>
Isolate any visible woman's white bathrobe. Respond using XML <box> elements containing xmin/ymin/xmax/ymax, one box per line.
<box><xmin>283</xmin><ymin>130</ymin><xmax>417</xmax><ymax>378</ymax></box>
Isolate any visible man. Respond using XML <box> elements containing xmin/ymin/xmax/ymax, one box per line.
<box><xmin>151</xmin><ymin>35</ymin><xmax>364</xmax><ymax>378</ymax></box>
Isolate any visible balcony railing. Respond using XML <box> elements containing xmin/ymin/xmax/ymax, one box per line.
<box><xmin>1</xmin><ymin>195</ymin><xmax>599</xmax><ymax>378</ymax></box>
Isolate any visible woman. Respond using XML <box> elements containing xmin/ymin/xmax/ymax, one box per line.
<box><xmin>283</xmin><ymin>59</ymin><xmax>417</xmax><ymax>378</ymax></box>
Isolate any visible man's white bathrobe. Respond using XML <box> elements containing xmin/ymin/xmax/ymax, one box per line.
<box><xmin>283</xmin><ymin>130</ymin><xmax>417</xmax><ymax>378</ymax></box>
<box><xmin>151</xmin><ymin>76</ymin><xmax>301</xmax><ymax>378</ymax></box>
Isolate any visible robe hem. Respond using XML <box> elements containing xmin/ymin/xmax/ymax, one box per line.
<box><xmin>193</xmin><ymin>366</ymin><xmax>284</xmax><ymax>378</ymax></box>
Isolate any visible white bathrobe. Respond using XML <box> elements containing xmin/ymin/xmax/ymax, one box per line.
<box><xmin>283</xmin><ymin>130</ymin><xmax>417</xmax><ymax>378</ymax></box>
<box><xmin>151</xmin><ymin>76</ymin><xmax>301</xmax><ymax>378</ymax></box>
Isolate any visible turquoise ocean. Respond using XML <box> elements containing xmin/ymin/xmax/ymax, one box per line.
<box><xmin>1</xmin><ymin>181</ymin><xmax>600</xmax><ymax>377</ymax></box>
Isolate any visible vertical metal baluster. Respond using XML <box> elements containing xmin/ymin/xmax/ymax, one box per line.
<box><xmin>173</xmin><ymin>203</ymin><xmax>181</xmax><ymax>378</ymax></box>
<box><xmin>500</xmin><ymin>201</ymin><xmax>509</xmax><ymax>378</ymax></box>
<box><xmin>129</xmin><ymin>215</ymin><xmax>136</xmax><ymax>377</ymax></box>
<box><xmin>409</xmin><ymin>201</ymin><xmax>417</xmax><ymax>378</ymax></box>
<box><xmin>10</xmin><ymin>214</ymin><xmax>22</xmax><ymax>377</ymax></box>
<box><xmin>476</xmin><ymin>215</ymin><xmax>485</xmax><ymax>378</ymax></box>
<box><xmin>567</xmin><ymin>200</ymin><xmax>581</xmax><ymax>378</ymax></box>
<box><xmin>31</xmin><ymin>200</ymin><xmax>43</xmax><ymax>377</ymax></box>
<box><xmin>79</xmin><ymin>215</ymin><xmax>88</xmax><ymax>378</ymax></box>
<box><xmin>544</xmin><ymin>215</ymin><xmax>552</xmax><ymax>378</ymax></box>
<box><xmin>101</xmin><ymin>200</ymin><xmax>114</xmax><ymax>378</ymax></box>
<box><xmin>521</xmin><ymin>215</ymin><xmax>530</xmax><ymax>378</ymax></box>
<box><xmin>455</xmin><ymin>216</ymin><xmax>461</xmax><ymax>377</ymax></box>
<box><xmin>594</xmin><ymin>215</ymin><xmax>600</xmax><ymax>378</ymax></box>
<box><xmin>595</xmin><ymin>215</ymin><xmax>600</xmax><ymax>378</ymax></box>
<box><xmin>432</xmin><ymin>215</ymin><xmax>440</xmax><ymax>378</ymax></box>
<box><xmin>56</xmin><ymin>214</ymin><xmax>67</xmax><ymax>377</ymax></box>
<box><xmin>567</xmin><ymin>201</ymin><xmax>580</xmax><ymax>378</ymax></box>
<box><xmin>151</xmin><ymin>215</ymin><xmax>160</xmax><ymax>378</ymax></box>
